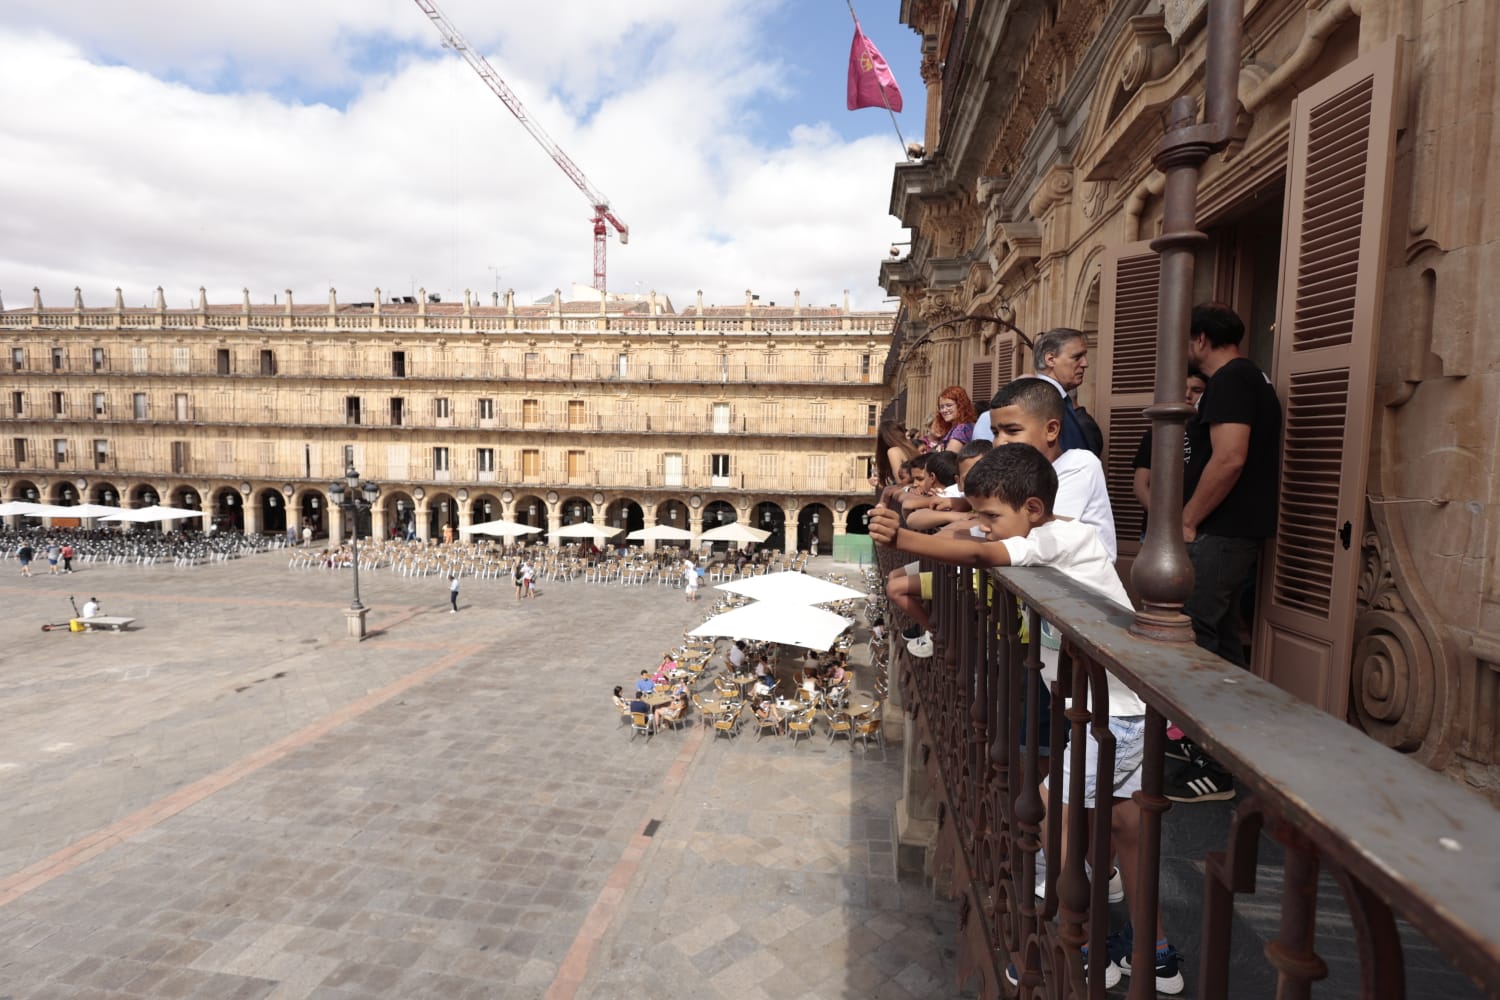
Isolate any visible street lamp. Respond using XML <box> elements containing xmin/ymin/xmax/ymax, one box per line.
<box><xmin>329</xmin><ymin>464</ymin><xmax>380</xmax><ymax>639</ymax></box>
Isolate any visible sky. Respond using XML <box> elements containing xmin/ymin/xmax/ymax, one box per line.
<box><xmin>0</xmin><ymin>0</ymin><xmax>921</xmax><ymax>314</ymax></box>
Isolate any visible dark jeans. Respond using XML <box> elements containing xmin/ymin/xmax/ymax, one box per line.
<box><xmin>1184</xmin><ymin>534</ymin><xmax>1262</xmax><ymax>667</ymax></box>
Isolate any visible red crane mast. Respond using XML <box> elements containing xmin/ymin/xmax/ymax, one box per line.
<box><xmin>412</xmin><ymin>0</ymin><xmax>629</xmax><ymax>291</ymax></box>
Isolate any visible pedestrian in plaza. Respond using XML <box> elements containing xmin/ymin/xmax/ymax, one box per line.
<box><xmin>60</xmin><ymin>542</ymin><xmax>75</xmax><ymax>573</ymax></box>
<box><xmin>513</xmin><ymin>560</ymin><xmax>525</xmax><ymax>601</ymax></box>
<box><xmin>302</xmin><ymin>523</ymin><xmax>313</xmax><ymax>547</ymax></box>
<box><xmin>683</xmin><ymin>558</ymin><xmax>699</xmax><ymax>602</ymax></box>
<box><xmin>522</xmin><ymin>561</ymin><xmax>536</xmax><ymax>599</ymax></box>
<box><xmin>448</xmin><ymin>573</ymin><xmax>460</xmax><ymax>613</ymax></box>
<box><xmin>17</xmin><ymin>542</ymin><xmax>34</xmax><ymax>577</ymax></box>
<box><xmin>46</xmin><ymin>541</ymin><xmax>61</xmax><ymax>575</ymax></box>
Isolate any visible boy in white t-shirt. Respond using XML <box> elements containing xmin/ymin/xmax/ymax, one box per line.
<box><xmin>987</xmin><ymin>377</ymin><xmax>1116</xmax><ymax>561</ymax></box>
<box><xmin>868</xmin><ymin>443</ymin><xmax>1182</xmax><ymax>994</ymax></box>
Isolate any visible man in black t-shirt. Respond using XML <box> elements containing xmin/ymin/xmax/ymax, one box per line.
<box><xmin>1167</xmin><ymin>304</ymin><xmax>1282</xmax><ymax>804</ymax></box>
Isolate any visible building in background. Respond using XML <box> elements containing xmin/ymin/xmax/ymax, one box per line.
<box><xmin>0</xmin><ymin>285</ymin><xmax>892</xmax><ymax>555</ymax></box>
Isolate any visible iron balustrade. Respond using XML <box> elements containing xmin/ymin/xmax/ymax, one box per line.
<box><xmin>875</xmin><ymin>541</ymin><xmax>1500</xmax><ymax>999</ymax></box>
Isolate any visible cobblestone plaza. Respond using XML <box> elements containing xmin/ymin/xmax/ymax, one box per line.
<box><xmin>0</xmin><ymin>552</ymin><xmax>962</xmax><ymax>999</ymax></box>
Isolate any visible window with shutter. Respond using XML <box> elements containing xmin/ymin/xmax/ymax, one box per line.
<box><xmin>969</xmin><ymin>359</ymin><xmax>994</xmax><ymax>411</ymax></box>
<box><xmin>1094</xmin><ymin>241</ymin><xmax>1162</xmax><ymax>570</ymax></box>
<box><xmin>1254</xmin><ymin>40</ymin><xmax>1402</xmax><ymax>716</ymax></box>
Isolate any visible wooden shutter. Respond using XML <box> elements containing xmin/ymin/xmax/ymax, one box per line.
<box><xmin>969</xmin><ymin>358</ymin><xmax>994</xmax><ymax>411</ymax></box>
<box><xmin>1094</xmin><ymin>241</ymin><xmax>1161</xmax><ymax>573</ymax></box>
<box><xmin>1254</xmin><ymin>40</ymin><xmax>1401</xmax><ymax>716</ymax></box>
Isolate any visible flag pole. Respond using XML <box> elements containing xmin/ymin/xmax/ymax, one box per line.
<box><xmin>846</xmin><ymin>0</ymin><xmax>912</xmax><ymax>161</ymax></box>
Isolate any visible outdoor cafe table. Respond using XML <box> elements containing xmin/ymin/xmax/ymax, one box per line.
<box><xmin>845</xmin><ymin>694</ymin><xmax>878</xmax><ymax>717</ymax></box>
<box><xmin>643</xmin><ymin>692</ymin><xmax>674</xmax><ymax>709</ymax></box>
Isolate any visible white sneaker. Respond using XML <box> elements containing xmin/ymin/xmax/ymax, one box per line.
<box><xmin>1034</xmin><ymin>857</ymin><xmax>1125</xmax><ymax>904</ymax></box>
<box><xmin>906</xmin><ymin>632</ymin><xmax>934</xmax><ymax>658</ymax></box>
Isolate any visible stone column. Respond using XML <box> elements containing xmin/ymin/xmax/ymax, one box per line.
<box><xmin>370</xmin><ymin>503</ymin><xmax>387</xmax><ymax>542</ymax></box>
<box><xmin>327</xmin><ymin>503</ymin><xmax>345</xmax><ymax>545</ymax></box>
<box><xmin>458</xmin><ymin>501</ymin><xmax>473</xmax><ymax>538</ymax></box>
<box><xmin>244</xmin><ymin>497</ymin><xmax>260</xmax><ymax>536</ymax></box>
<box><xmin>414</xmin><ymin>500</ymin><xmax>431</xmax><ymax>543</ymax></box>
<box><xmin>547</xmin><ymin>504</ymin><xmax>562</xmax><ymax>549</ymax></box>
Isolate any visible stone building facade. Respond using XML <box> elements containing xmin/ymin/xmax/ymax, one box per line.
<box><xmin>881</xmin><ymin>0</ymin><xmax>1497</xmax><ymax>793</ymax></box>
<box><xmin>0</xmin><ymin>286</ymin><xmax>891</xmax><ymax>553</ymax></box>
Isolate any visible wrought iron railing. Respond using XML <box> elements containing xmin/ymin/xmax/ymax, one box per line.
<box><xmin>876</xmin><ymin>542</ymin><xmax>1500</xmax><ymax>999</ymax></box>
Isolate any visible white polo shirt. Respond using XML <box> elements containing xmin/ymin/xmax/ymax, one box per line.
<box><xmin>1052</xmin><ymin>448</ymin><xmax>1117</xmax><ymax>563</ymax></box>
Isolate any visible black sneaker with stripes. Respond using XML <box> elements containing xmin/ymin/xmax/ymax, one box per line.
<box><xmin>1164</xmin><ymin>755</ymin><xmax>1235</xmax><ymax>803</ymax></box>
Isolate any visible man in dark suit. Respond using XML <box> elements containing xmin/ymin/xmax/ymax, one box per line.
<box><xmin>1032</xmin><ymin>327</ymin><xmax>1104</xmax><ymax>455</ymax></box>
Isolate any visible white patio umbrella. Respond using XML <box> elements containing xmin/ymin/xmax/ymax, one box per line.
<box><xmin>698</xmin><ymin>522</ymin><xmax>772</xmax><ymax>544</ymax></box>
<box><xmin>461</xmin><ymin>518</ymin><xmax>543</xmax><ymax>539</ymax></box>
<box><xmin>688</xmin><ymin>600</ymin><xmax>855</xmax><ymax>652</ymax></box>
<box><xmin>46</xmin><ymin>503</ymin><xmax>122</xmax><ymax>519</ymax></box>
<box><xmin>100</xmin><ymin>504</ymin><xmax>203</xmax><ymax>523</ymax></box>
<box><xmin>0</xmin><ymin>501</ymin><xmax>46</xmax><ymax>517</ymax></box>
<box><xmin>554</xmin><ymin>522</ymin><xmax>623</xmax><ymax>540</ymax></box>
<box><xmin>626</xmin><ymin>524</ymin><xmax>696</xmax><ymax>541</ymax></box>
<box><xmin>718</xmin><ymin>571</ymin><xmax>864</xmax><ymax>605</ymax></box>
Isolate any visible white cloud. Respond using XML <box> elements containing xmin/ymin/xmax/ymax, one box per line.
<box><xmin>0</xmin><ymin>7</ymin><xmax>907</xmax><ymax>314</ymax></box>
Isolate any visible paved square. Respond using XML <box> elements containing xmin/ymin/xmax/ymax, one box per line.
<box><xmin>0</xmin><ymin>549</ymin><xmax>963</xmax><ymax>998</ymax></box>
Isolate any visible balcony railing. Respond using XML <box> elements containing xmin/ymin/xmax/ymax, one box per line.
<box><xmin>877</xmin><ymin>542</ymin><xmax>1500</xmax><ymax>999</ymax></box>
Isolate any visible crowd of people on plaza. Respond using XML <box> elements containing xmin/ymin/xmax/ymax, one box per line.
<box><xmin>870</xmin><ymin>305</ymin><xmax>1281</xmax><ymax>993</ymax></box>
<box><xmin>610</xmin><ymin>565</ymin><xmax>887</xmax><ymax>749</ymax></box>
<box><xmin>4</xmin><ymin>526</ymin><xmax>283</xmax><ymax>573</ymax></box>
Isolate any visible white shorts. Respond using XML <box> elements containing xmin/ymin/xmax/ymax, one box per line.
<box><xmin>1043</xmin><ymin>715</ymin><xmax>1146</xmax><ymax>809</ymax></box>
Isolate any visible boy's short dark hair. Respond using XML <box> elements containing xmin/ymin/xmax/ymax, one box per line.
<box><xmin>990</xmin><ymin>377</ymin><xmax>1065</xmax><ymax>424</ymax></box>
<box><xmin>908</xmin><ymin>452</ymin><xmax>932</xmax><ymax>472</ymax></box>
<box><xmin>925</xmin><ymin>450</ymin><xmax>960</xmax><ymax>487</ymax></box>
<box><xmin>961</xmin><ymin>443</ymin><xmax>1058</xmax><ymax>513</ymax></box>
<box><xmin>957</xmin><ymin>438</ymin><xmax>992</xmax><ymax>461</ymax></box>
<box><xmin>1191</xmin><ymin>302</ymin><xmax>1245</xmax><ymax>348</ymax></box>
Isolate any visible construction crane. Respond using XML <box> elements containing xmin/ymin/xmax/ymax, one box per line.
<box><xmin>412</xmin><ymin>0</ymin><xmax>629</xmax><ymax>292</ymax></box>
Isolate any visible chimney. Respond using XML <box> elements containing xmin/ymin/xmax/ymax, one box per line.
<box><xmin>842</xmin><ymin>289</ymin><xmax>851</xmax><ymax>313</ymax></box>
<box><xmin>373</xmin><ymin>287</ymin><xmax>382</xmax><ymax>316</ymax></box>
<box><xmin>418</xmin><ymin>287</ymin><xmax>427</xmax><ymax>318</ymax></box>
<box><xmin>463</xmin><ymin>289</ymin><xmax>472</xmax><ymax>316</ymax></box>
<box><xmin>696</xmin><ymin>289</ymin><xmax>704</xmax><ymax>313</ymax></box>
<box><xmin>33</xmin><ymin>287</ymin><xmax>42</xmax><ymax>311</ymax></box>
<box><xmin>793</xmin><ymin>289</ymin><xmax>801</xmax><ymax>315</ymax></box>
<box><xmin>649</xmin><ymin>290</ymin><xmax>658</xmax><ymax>315</ymax></box>
<box><xmin>744</xmin><ymin>288</ymin><xmax>754</xmax><ymax>312</ymax></box>
<box><xmin>198</xmin><ymin>286</ymin><xmax>207</xmax><ymax>312</ymax></box>
<box><xmin>328</xmin><ymin>287</ymin><xmax>338</xmax><ymax>313</ymax></box>
<box><xmin>241</xmin><ymin>287</ymin><xmax>251</xmax><ymax>314</ymax></box>
<box><xmin>552</xmin><ymin>289</ymin><xmax>563</xmax><ymax>316</ymax></box>
<box><xmin>74</xmin><ymin>287</ymin><xmax>85</xmax><ymax>310</ymax></box>
<box><xmin>284</xmin><ymin>289</ymin><xmax>293</xmax><ymax>314</ymax></box>
<box><xmin>504</xmin><ymin>289</ymin><xmax>515</xmax><ymax>315</ymax></box>
<box><xmin>491</xmin><ymin>291</ymin><xmax>499</xmax><ymax>307</ymax></box>
<box><xmin>154</xmin><ymin>287</ymin><xmax>166</xmax><ymax>311</ymax></box>
<box><xmin>116</xmin><ymin>288</ymin><xmax>126</xmax><ymax>312</ymax></box>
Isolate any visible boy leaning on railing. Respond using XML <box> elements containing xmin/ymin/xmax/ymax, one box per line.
<box><xmin>867</xmin><ymin>442</ymin><xmax>1184</xmax><ymax>994</ymax></box>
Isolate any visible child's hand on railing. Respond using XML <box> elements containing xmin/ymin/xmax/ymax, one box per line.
<box><xmin>868</xmin><ymin>505</ymin><xmax>900</xmax><ymax>545</ymax></box>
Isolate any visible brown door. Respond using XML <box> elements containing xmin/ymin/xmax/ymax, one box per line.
<box><xmin>1253</xmin><ymin>40</ymin><xmax>1403</xmax><ymax>716</ymax></box>
<box><xmin>1094</xmin><ymin>241</ymin><xmax>1162</xmax><ymax>576</ymax></box>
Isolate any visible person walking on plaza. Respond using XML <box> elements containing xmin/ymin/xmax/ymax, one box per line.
<box><xmin>513</xmin><ymin>560</ymin><xmax>525</xmax><ymax>601</ymax></box>
<box><xmin>1167</xmin><ymin>303</ymin><xmax>1283</xmax><ymax>804</ymax></box>
<box><xmin>448</xmin><ymin>573</ymin><xmax>460</xmax><ymax>613</ymax></box>
<box><xmin>17</xmin><ymin>542</ymin><xmax>34</xmax><ymax>577</ymax></box>
<box><xmin>46</xmin><ymin>541</ymin><xmax>61</xmax><ymax>575</ymax></box>
<box><xmin>683</xmin><ymin>558</ymin><xmax>699</xmax><ymax>602</ymax></box>
<box><xmin>61</xmin><ymin>543</ymin><xmax>75</xmax><ymax>573</ymax></box>
<box><xmin>521</xmin><ymin>561</ymin><xmax>536</xmax><ymax>599</ymax></box>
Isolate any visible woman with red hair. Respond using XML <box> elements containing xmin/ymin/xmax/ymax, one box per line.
<box><xmin>931</xmin><ymin>386</ymin><xmax>978</xmax><ymax>453</ymax></box>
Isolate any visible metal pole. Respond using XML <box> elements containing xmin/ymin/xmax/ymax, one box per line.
<box><xmin>349</xmin><ymin>504</ymin><xmax>363</xmax><ymax>611</ymax></box>
<box><xmin>1130</xmin><ymin>0</ymin><xmax>1243</xmax><ymax>642</ymax></box>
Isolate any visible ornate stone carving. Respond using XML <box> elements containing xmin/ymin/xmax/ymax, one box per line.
<box><xmin>1120</xmin><ymin>14</ymin><xmax>1179</xmax><ymax>94</ymax></box>
<box><xmin>1027</xmin><ymin>165</ymin><xmax>1074</xmax><ymax>219</ymax></box>
<box><xmin>1081</xmin><ymin>179</ymin><xmax>1110</xmax><ymax>219</ymax></box>
<box><xmin>1350</xmin><ymin>505</ymin><xmax>1456</xmax><ymax>767</ymax></box>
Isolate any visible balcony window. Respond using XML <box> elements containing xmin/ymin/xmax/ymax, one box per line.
<box><xmin>93</xmin><ymin>392</ymin><xmax>106</xmax><ymax>417</ymax></box>
<box><xmin>51</xmin><ymin>347</ymin><xmax>64</xmax><ymax>371</ymax></box>
<box><xmin>216</xmin><ymin>348</ymin><xmax>231</xmax><ymax>375</ymax></box>
<box><xmin>345</xmin><ymin>396</ymin><xmax>362</xmax><ymax>425</ymax></box>
<box><xmin>53</xmin><ymin>438</ymin><xmax>68</xmax><ymax>467</ymax></box>
<box><xmin>478</xmin><ymin>397</ymin><xmax>495</xmax><ymax>421</ymax></box>
<box><xmin>132</xmin><ymin>393</ymin><xmax>148</xmax><ymax>420</ymax></box>
<box><xmin>391</xmin><ymin>350</ymin><xmax>407</xmax><ymax>377</ymax></box>
<box><xmin>521</xmin><ymin>448</ymin><xmax>541</xmax><ymax>478</ymax></box>
<box><xmin>13</xmin><ymin>438</ymin><xmax>27</xmax><ymax>464</ymax></box>
<box><xmin>259</xmin><ymin>349</ymin><xmax>277</xmax><ymax>376</ymax></box>
<box><xmin>568</xmin><ymin>400</ymin><xmax>586</xmax><ymax>427</ymax></box>
<box><xmin>10</xmin><ymin>347</ymin><xmax>22</xmax><ymax>370</ymax></box>
<box><xmin>52</xmin><ymin>391</ymin><xmax>64</xmax><ymax>416</ymax></box>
